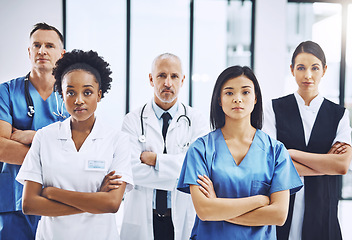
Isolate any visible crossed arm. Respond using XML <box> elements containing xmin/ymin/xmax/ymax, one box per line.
<box><xmin>191</xmin><ymin>175</ymin><xmax>289</xmax><ymax>226</ymax></box>
<box><xmin>22</xmin><ymin>171</ymin><xmax>126</xmax><ymax>216</ymax></box>
<box><xmin>0</xmin><ymin>120</ymin><xmax>35</xmax><ymax>165</ymax></box>
<box><xmin>289</xmin><ymin>142</ymin><xmax>352</xmax><ymax>176</ymax></box>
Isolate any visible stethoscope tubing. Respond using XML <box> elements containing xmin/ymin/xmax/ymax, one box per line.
<box><xmin>24</xmin><ymin>73</ymin><xmax>35</xmax><ymax>118</ymax></box>
<box><xmin>139</xmin><ymin>102</ymin><xmax>191</xmax><ymax>143</ymax></box>
<box><xmin>24</xmin><ymin>72</ymin><xmax>66</xmax><ymax>119</ymax></box>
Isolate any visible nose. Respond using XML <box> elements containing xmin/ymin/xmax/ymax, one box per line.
<box><xmin>74</xmin><ymin>93</ymin><xmax>84</xmax><ymax>105</ymax></box>
<box><xmin>305</xmin><ymin>70</ymin><xmax>312</xmax><ymax>80</ymax></box>
<box><xmin>164</xmin><ymin>76</ymin><xmax>172</xmax><ymax>88</ymax></box>
<box><xmin>232</xmin><ymin>95</ymin><xmax>242</xmax><ymax>103</ymax></box>
<box><xmin>38</xmin><ymin>44</ymin><xmax>47</xmax><ymax>55</ymax></box>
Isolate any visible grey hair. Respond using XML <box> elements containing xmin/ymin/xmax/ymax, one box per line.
<box><xmin>151</xmin><ymin>53</ymin><xmax>183</xmax><ymax>74</ymax></box>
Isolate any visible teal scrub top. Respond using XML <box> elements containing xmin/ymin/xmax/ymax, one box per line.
<box><xmin>0</xmin><ymin>76</ymin><xmax>68</xmax><ymax>213</ymax></box>
<box><xmin>177</xmin><ymin>129</ymin><xmax>303</xmax><ymax>240</ymax></box>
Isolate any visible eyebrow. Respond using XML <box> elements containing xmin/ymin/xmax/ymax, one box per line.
<box><xmin>66</xmin><ymin>84</ymin><xmax>94</xmax><ymax>88</ymax></box>
<box><xmin>32</xmin><ymin>41</ymin><xmax>55</xmax><ymax>45</ymax></box>
<box><xmin>157</xmin><ymin>72</ymin><xmax>179</xmax><ymax>75</ymax></box>
<box><xmin>296</xmin><ymin>63</ymin><xmax>321</xmax><ymax>66</ymax></box>
<box><xmin>223</xmin><ymin>86</ymin><xmax>252</xmax><ymax>90</ymax></box>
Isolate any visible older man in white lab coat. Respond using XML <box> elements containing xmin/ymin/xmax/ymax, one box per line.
<box><xmin>120</xmin><ymin>53</ymin><xmax>209</xmax><ymax>240</ymax></box>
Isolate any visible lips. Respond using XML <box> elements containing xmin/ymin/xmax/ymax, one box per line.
<box><xmin>37</xmin><ymin>58</ymin><xmax>49</xmax><ymax>62</ymax></box>
<box><xmin>162</xmin><ymin>89</ymin><xmax>174</xmax><ymax>94</ymax></box>
<box><xmin>74</xmin><ymin>107</ymin><xmax>86</xmax><ymax>112</ymax></box>
<box><xmin>232</xmin><ymin>107</ymin><xmax>244</xmax><ymax>110</ymax></box>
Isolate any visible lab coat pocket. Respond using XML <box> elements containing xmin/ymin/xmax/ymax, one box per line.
<box><xmin>251</xmin><ymin>180</ymin><xmax>271</xmax><ymax>196</ymax></box>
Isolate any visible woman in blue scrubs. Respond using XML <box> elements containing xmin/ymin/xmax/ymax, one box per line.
<box><xmin>177</xmin><ymin>66</ymin><xmax>303</xmax><ymax>240</ymax></box>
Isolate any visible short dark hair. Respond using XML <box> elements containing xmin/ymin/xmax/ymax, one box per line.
<box><xmin>291</xmin><ymin>41</ymin><xmax>326</xmax><ymax>67</ymax></box>
<box><xmin>30</xmin><ymin>22</ymin><xmax>64</xmax><ymax>46</ymax></box>
<box><xmin>210</xmin><ymin>66</ymin><xmax>263</xmax><ymax>130</ymax></box>
<box><xmin>53</xmin><ymin>49</ymin><xmax>112</xmax><ymax>99</ymax></box>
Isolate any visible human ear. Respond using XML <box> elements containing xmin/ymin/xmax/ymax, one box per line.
<box><xmin>290</xmin><ymin>64</ymin><xmax>295</xmax><ymax>76</ymax></box>
<box><xmin>180</xmin><ymin>74</ymin><xmax>185</xmax><ymax>87</ymax></box>
<box><xmin>322</xmin><ymin>65</ymin><xmax>327</xmax><ymax>77</ymax></box>
<box><xmin>218</xmin><ymin>97</ymin><xmax>222</xmax><ymax>106</ymax></box>
<box><xmin>149</xmin><ymin>73</ymin><xmax>155</xmax><ymax>87</ymax></box>
<box><xmin>60</xmin><ymin>49</ymin><xmax>66</xmax><ymax>58</ymax></box>
<box><xmin>97</xmin><ymin>90</ymin><xmax>102</xmax><ymax>102</ymax></box>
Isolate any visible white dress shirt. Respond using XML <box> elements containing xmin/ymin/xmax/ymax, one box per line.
<box><xmin>263</xmin><ymin>92</ymin><xmax>352</xmax><ymax>240</ymax></box>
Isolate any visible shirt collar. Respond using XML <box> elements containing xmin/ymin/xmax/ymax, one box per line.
<box><xmin>152</xmin><ymin>100</ymin><xmax>178</xmax><ymax>120</ymax></box>
<box><xmin>294</xmin><ymin>91</ymin><xmax>324</xmax><ymax>110</ymax></box>
<box><xmin>58</xmin><ymin>116</ymin><xmax>104</xmax><ymax>140</ymax></box>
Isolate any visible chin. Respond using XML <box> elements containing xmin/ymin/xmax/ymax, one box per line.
<box><xmin>157</xmin><ymin>95</ymin><xmax>176</xmax><ymax>104</ymax></box>
<box><xmin>72</xmin><ymin>113</ymin><xmax>94</xmax><ymax>123</ymax></box>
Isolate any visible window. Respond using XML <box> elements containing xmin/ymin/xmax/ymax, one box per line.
<box><xmin>192</xmin><ymin>0</ymin><xmax>253</xmax><ymax>119</ymax></box>
<box><xmin>66</xmin><ymin>0</ymin><xmax>126</xmax><ymax>128</ymax></box>
<box><xmin>129</xmin><ymin>0</ymin><xmax>190</xmax><ymax>110</ymax></box>
<box><xmin>342</xmin><ymin>3</ymin><xmax>352</xmax><ymax>200</ymax></box>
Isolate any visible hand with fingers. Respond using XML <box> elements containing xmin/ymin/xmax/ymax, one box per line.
<box><xmin>99</xmin><ymin>171</ymin><xmax>123</xmax><ymax>192</ymax></box>
<box><xmin>11</xmin><ymin>127</ymin><xmax>36</xmax><ymax>146</ymax></box>
<box><xmin>328</xmin><ymin>142</ymin><xmax>350</xmax><ymax>155</ymax></box>
<box><xmin>197</xmin><ymin>175</ymin><xmax>217</xmax><ymax>199</ymax></box>
<box><xmin>140</xmin><ymin>151</ymin><xmax>157</xmax><ymax>166</ymax></box>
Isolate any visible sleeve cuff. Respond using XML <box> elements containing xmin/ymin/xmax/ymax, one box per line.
<box><xmin>16</xmin><ymin>171</ymin><xmax>43</xmax><ymax>186</ymax></box>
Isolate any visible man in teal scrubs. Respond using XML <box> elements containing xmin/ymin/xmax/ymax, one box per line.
<box><xmin>0</xmin><ymin>22</ymin><xmax>67</xmax><ymax>239</ymax></box>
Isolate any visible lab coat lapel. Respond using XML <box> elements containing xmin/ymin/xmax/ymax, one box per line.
<box><xmin>57</xmin><ymin>117</ymin><xmax>75</xmax><ymax>152</ymax></box>
<box><xmin>144</xmin><ymin>101</ymin><xmax>163</xmax><ymax>137</ymax></box>
<box><xmin>168</xmin><ymin>102</ymin><xmax>183</xmax><ymax>133</ymax></box>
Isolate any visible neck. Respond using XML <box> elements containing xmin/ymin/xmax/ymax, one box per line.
<box><xmin>70</xmin><ymin>114</ymin><xmax>96</xmax><ymax>134</ymax></box>
<box><xmin>154</xmin><ymin>97</ymin><xmax>177</xmax><ymax>111</ymax></box>
<box><xmin>297</xmin><ymin>89</ymin><xmax>318</xmax><ymax>106</ymax></box>
<box><xmin>29</xmin><ymin>69</ymin><xmax>55</xmax><ymax>100</ymax></box>
<box><xmin>221</xmin><ymin>116</ymin><xmax>255</xmax><ymax>140</ymax></box>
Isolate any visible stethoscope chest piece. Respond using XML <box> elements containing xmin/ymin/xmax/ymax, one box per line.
<box><xmin>138</xmin><ymin>135</ymin><xmax>146</xmax><ymax>143</ymax></box>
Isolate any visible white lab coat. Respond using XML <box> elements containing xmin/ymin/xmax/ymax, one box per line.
<box><xmin>120</xmin><ymin>100</ymin><xmax>209</xmax><ymax>240</ymax></box>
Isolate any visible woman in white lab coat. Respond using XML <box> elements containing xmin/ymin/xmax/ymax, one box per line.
<box><xmin>16</xmin><ymin>50</ymin><xmax>133</xmax><ymax>240</ymax></box>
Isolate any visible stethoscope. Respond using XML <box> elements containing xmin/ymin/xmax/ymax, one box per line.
<box><xmin>138</xmin><ymin>103</ymin><xmax>192</xmax><ymax>150</ymax></box>
<box><xmin>24</xmin><ymin>72</ymin><xmax>66</xmax><ymax>119</ymax></box>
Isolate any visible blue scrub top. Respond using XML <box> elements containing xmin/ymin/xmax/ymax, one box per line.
<box><xmin>0</xmin><ymin>76</ymin><xmax>69</xmax><ymax>213</ymax></box>
<box><xmin>177</xmin><ymin>129</ymin><xmax>303</xmax><ymax>240</ymax></box>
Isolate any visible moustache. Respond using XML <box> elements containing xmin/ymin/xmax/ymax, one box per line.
<box><xmin>161</xmin><ymin>88</ymin><xmax>174</xmax><ymax>93</ymax></box>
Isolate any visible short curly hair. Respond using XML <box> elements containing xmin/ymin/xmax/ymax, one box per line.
<box><xmin>53</xmin><ymin>49</ymin><xmax>112</xmax><ymax>98</ymax></box>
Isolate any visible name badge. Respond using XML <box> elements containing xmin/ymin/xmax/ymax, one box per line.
<box><xmin>85</xmin><ymin>160</ymin><xmax>106</xmax><ymax>171</ymax></box>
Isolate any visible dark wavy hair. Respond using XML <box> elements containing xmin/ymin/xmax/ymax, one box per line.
<box><xmin>210</xmin><ymin>66</ymin><xmax>263</xmax><ymax>130</ymax></box>
<box><xmin>53</xmin><ymin>49</ymin><xmax>112</xmax><ymax>98</ymax></box>
<box><xmin>291</xmin><ymin>41</ymin><xmax>326</xmax><ymax>68</ymax></box>
<box><xmin>30</xmin><ymin>22</ymin><xmax>64</xmax><ymax>47</ymax></box>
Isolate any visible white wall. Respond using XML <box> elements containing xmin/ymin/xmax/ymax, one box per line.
<box><xmin>0</xmin><ymin>0</ymin><xmax>63</xmax><ymax>83</ymax></box>
<box><xmin>254</xmin><ymin>0</ymin><xmax>287</xmax><ymax>103</ymax></box>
